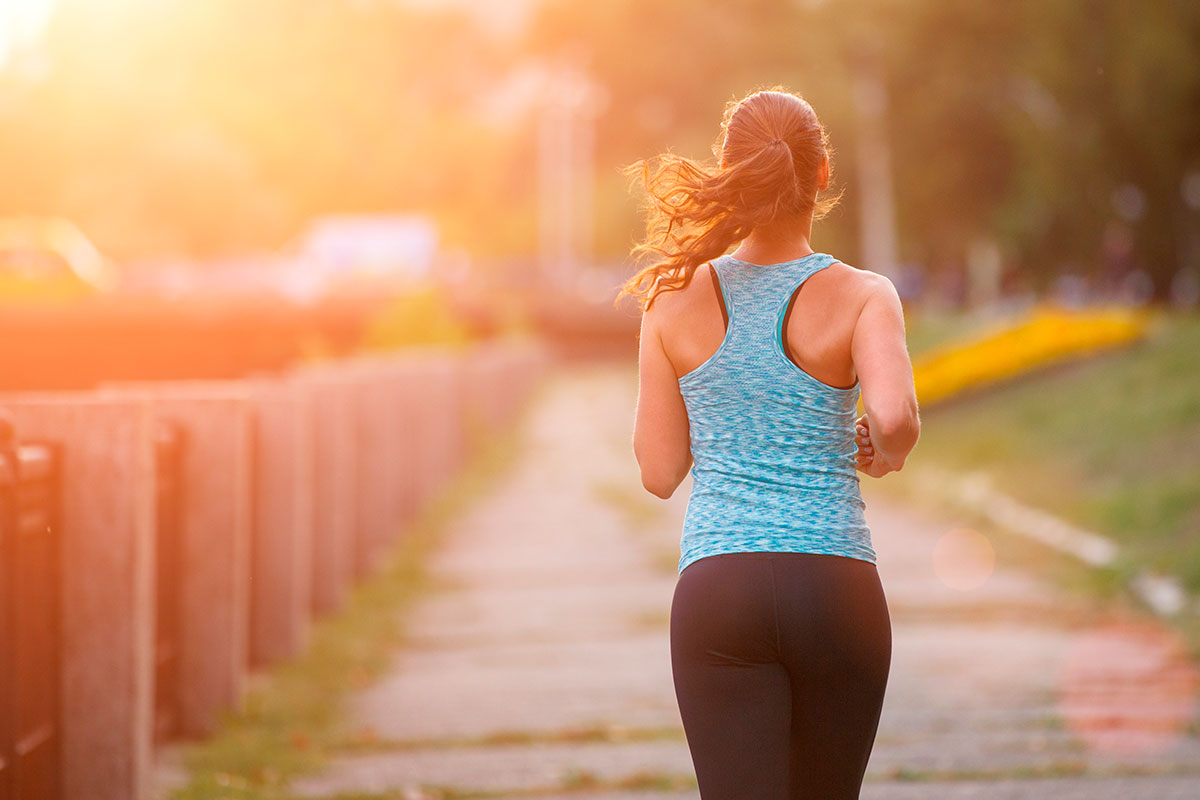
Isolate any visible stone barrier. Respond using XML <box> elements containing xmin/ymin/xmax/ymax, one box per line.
<box><xmin>338</xmin><ymin>360</ymin><xmax>403</xmax><ymax>577</ymax></box>
<box><xmin>462</xmin><ymin>342</ymin><xmax>508</xmax><ymax>437</ymax></box>
<box><xmin>0</xmin><ymin>394</ymin><xmax>156</xmax><ymax>800</ymax></box>
<box><xmin>98</xmin><ymin>382</ymin><xmax>254</xmax><ymax>737</ymax></box>
<box><xmin>288</xmin><ymin>367</ymin><xmax>358</xmax><ymax>617</ymax></box>
<box><xmin>336</xmin><ymin>348</ymin><xmax>469</xmax><ymax>545</ymax></box>
<box><xmin>247</xmin><ymin>377</ymin><xmax>316</xmax><ymax>667</ymax></box>
<box><xmin>359</xmin><ymin>350</ymin><xmax>453</xmax><ymax>525</ymax></box>
<box><xmin>1</xmin><ymin>340</ymin><xmax>548</xmax><ymax>800</ymax></box>
<box><xmin>409</xmin><ymin>352</ymin><xmax>466</xmax><ymax>512</ymax></box>
<box><xmin>463</xmin><ymin>339</ymin><xmax>547</xmax><ymax>440</ymax></box>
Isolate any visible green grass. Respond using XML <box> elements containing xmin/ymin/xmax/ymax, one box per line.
<box><xmin>890</xmin><ymin>310</ymin><xmax>1200</xmax><ymax>595</ymax></box>
<box><xmin>165</xmin><ymin>406</ymin><xmax>532</xmax><ymax>800</ymax></box>
<box><xmin>329</xmin><ymin>722</ymin><xmax>686</xmax><ymax>754</ymax></box>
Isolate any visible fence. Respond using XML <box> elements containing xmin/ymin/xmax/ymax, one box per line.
<box><xmin>0</xmin><ymin>339</ymin><xmax>547</xmax><ymax>800</ymax></box>
<box><xmin>0</xmin><ymin>428</ymin><xmax>63</xmax><ymax>800</ymax></box>
<box><xmin>153</xmin><ymin>421</ymin><xmax>186</xmax><ymax>744</ymax></box>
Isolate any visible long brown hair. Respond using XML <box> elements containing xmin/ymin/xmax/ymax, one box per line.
<box><xmin>617</xmin><ymin>86</ymin><xmax>843</xmax><ymax>311</ymax></box>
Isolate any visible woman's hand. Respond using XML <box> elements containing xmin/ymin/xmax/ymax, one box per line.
<box><xmin>854</xmin><ymin>414</ymin><xmax>890</xmax><ymax>478</ymax></box>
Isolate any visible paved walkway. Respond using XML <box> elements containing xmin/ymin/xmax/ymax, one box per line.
<box><xmin>291</xmin><ymin>364</ymin><xmax>1200</xmax><ymax>799</ymax></box>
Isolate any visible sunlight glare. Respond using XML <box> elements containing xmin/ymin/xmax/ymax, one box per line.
<box><xmin>0</xmin><ymin>0</ymin><xmax>55</xmax><ymax>67</ymax></box>
<box><xmin>931</xmin><ymin>527</ymin><xmax>995</xmax><ymax>592</ymax></box>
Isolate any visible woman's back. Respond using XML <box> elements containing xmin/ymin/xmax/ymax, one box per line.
<box><xmin>652</xmin><ymin>252</ymin><xmax>879</xmax><ymax>573</ymax></box>
<box><xmin>654</xmin><ymin>254</ymin><xmax>875</xmax><ymax>388</ymax></box>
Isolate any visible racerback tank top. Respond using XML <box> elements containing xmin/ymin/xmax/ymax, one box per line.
<box><xmin>676</xmin><ymin>252</ymin><xmax>876</xmax><ymax>574</ymax></box>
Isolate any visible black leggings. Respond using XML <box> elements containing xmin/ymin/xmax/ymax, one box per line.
<box><xmin>670</xmin><ymin>551</ymin><xmax>891</xmax><ymax>799</ymax></box>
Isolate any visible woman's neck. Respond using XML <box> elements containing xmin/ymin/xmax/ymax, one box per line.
<box><xmin>728</xmin><ymin>212</ymin><xmax>816</xmax><ymax>265</ymax></box>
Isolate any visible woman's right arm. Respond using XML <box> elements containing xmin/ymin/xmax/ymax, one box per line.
<box><xmin>850</xmin><ymin>274</ymin><xmax>920</xmax><ymax>475</ymax></box>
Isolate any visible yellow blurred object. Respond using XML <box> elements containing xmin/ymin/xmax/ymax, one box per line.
<box><xmin>360</xmin><ymin>284</ymin><xmax>472</xmax><ymax>352</ymax></box>
<box><xmin>911</xmin><ymin>304</ymin><xmax>1152</xmax><ymax>407</ymax></box>
<box><xmin>0</xmin><ymin>216</ymin><xmax>118</xmax><ymax>302</ymax></box>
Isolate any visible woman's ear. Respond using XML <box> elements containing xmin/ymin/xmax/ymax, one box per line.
<box><xmin>818</xmin><ymin>153</ymin><xmax>830</xmax><ymax>191</ymax></box>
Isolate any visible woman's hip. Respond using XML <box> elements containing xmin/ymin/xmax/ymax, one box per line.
<box><xmin>670</xmin><ymin>550</ymin><xmax>890</xmax><ymax>670</ymax></box>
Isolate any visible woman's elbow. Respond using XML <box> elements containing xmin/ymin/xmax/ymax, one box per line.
<box><xmin>872</xmin><ymin>402</ymin><xmax>920</xmax><ymax>454</ymax></box>
<box><xmin>879</xmin><ymin>410</ymin><xmax>920</xmax><ymax>444</ymax></box>
<box><xmin>641</xmin><ymin>473</ymin><xmax>678</xmax><ymax>500</ymax></box>
<box><xmin>635</xmin><ymin>452</ymin><xmax>690</xmax><ymax>499</ymax></box>
<box><xmin>639</xmin><ymin>459</ymin><xmax>689</xmax><ymax>499</ymax></box>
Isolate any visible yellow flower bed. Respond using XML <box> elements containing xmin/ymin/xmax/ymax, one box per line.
<box><xmin>911</xmin><ymin>304</ymin><xmax>1152</xmax><ymax>407</ymax></box>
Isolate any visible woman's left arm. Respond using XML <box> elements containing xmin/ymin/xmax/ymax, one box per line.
<box><xmin>633</xmin><ymin>308</ymin><xmax>693</xmax><ymax>499</ymax></box>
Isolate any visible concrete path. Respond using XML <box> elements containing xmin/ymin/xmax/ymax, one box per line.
<box><xmin>291</xmin><ymin>363</ymin><xmax>1200</xmax><ymax>799</ymax></box>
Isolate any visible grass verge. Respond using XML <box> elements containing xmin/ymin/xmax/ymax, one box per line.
<box><xmin>882</xmin><ymin>310</ymin><xmax>1200</xmax><ymax>650</ymax></box>
<box><xmin>328</xmin><ymin>723</ymin><xmax>685</xmax><ymax>755</ymax></box>
<box><xmin>902</xmin><ymin>312</ymin><xmax>1200</xmax><ymax>585</ymax></box>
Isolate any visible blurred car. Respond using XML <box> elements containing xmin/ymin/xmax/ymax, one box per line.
<box><xmin>0</xmin><ymin>216</ymin><xmax>118</xmax><ymax>302</ymax></box>
<box><xmin>283</xmin><ymin>213</ymin><xmax>439</xmax><ymax>297</ymax></box>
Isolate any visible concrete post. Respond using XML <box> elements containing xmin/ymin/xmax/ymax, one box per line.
<box><xmin>288</xmin><ymin>367</ymin><xmax>357</xmax><ymax>617</ymax></box>
<box><xmin>348</xmin><ymin>363</ymin><xmax>400</xmax><ymax>576</ymax></box>
<box><xmin>0</xmin><ymin>394</ymin><xmax>156</xmax><ymax>800</ymax></box>
<box><xmin>463</xmin><ymin>344</ymin><xmax>505</xmax><ymax>438</ymax></box>
<box><xmin>402</xmin><ymin>352</ymin><xmax>465</xmax><ymax>511</ymax></box>
<box><xmin>98</xmin><ymin>382</ymin><xmax>253</xmax><ymax>737</ymax></box>
<box><xmin>246</xmin><ymin>378</ymin><xmax>316</xmax><ymax>667</ymax></box>
<box><xmin>312</xmin><ymin>359</ymin><xmax>400</xmax><ymax>578</ymax></box>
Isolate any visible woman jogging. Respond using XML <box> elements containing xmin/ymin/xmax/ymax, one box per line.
<box><xmin>622</xmin><ymin>87</ymin><xmax>920</xmax><ymax>799</ymax></box>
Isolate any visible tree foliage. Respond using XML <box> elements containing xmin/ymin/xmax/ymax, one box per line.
<box><xmin>0</xmin><ymin>0</ymin><xmax>1196</xmax><ymax>291</ymax></box>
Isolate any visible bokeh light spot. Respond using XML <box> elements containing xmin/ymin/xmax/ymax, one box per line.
<box><xmin>931</xmin><ymin>526</ymin><xmax>995</xmax><ymax>592</ymax></box>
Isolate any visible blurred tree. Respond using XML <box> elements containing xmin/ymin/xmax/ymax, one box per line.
<box><xmin>0</xmin><ymin>0</ymin><xmax>524</xmax><ymax>260</ymax></box>
<box><xmin>0</xmin><ymin>0</ymin><xmax>1195</xmax><ymax>293</ymax></box>
<box><xmin>528</xmin><ymin>0</ymin><xmax>1200</xmax><ymax>292</ymax></box>
<box><xmin>524</xmin><ymin>0</ymin><xmax>862</xmax><ymax>261</ymax></box>
<box><xmin>998</xmin><ymin>0</ymin><xmax>1200</xmax><ymax>293</ymax></box>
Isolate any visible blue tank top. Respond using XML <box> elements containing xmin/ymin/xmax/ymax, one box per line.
<box><xmin>676</xmin><ymin>252</ymin><xmax>876</xmax><ymax>574</ymax></box>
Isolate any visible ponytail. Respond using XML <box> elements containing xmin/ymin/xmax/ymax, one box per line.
<box><xmin>617</xmin><ymin>88</ymin><xmax>841</xmax><ymax>312</ymax></box>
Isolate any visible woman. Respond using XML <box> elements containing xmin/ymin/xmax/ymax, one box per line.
<box><xmin>621</xmin><ymin>87</ymin><xmax>920</xmax><ymax>799</ymax></box>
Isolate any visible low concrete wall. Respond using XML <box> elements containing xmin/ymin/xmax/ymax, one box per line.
<box><xmin>464</xmin><ymin>339</ymin><xmax>548</xmax><ymax>439</ymax></box>
<box><xmin>289</xmin><ymin>369</ymin><xmax>358</xmax><ymax>617</ymax></box>
<box><xmin>0</xmin><ymin>394</ymin><xmax>157</xmax><ymax>800</ymax></box>
<box><xmin>247</xmin><ymin>378</ymin><xmax>316</xmax><ymax>667</ymax></box>
<box><xmin>98</xmin><ymin>382</ymin><xmax>255</xmax><ymax>737</ymax></box>
<box><xmin>1</xmin><ymin>339</ymin><xmax>549</xmax><ymax>800</ymax></box>
<box><xmin>407</xmin><ymin>352</ymin><xmax>466</xmax><ymax>512</ymax></box>
<box><xmin>335</xmin><ymin>348</ymin><xmax>471</xmax><ymax>552</ymax></box>
<box><xmin>341</xmin><ymin>361</ymin><xmax>403</xmax><ymax>577</ymax></box>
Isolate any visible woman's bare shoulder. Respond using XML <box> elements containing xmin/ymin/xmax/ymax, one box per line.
<box><xmin>826</xmin><ymin>260</ymin><xmax>899</xmax><ymax>306</ymax></box>
<box><xmin>645</xmin><ymin>263</ymin><xmax>720</xmax><ymax>325</ymax></box>
<box><xmin>828</xmin><ymin>259</ymin><xmax>893</xmax><ymax>286</ymax></box>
